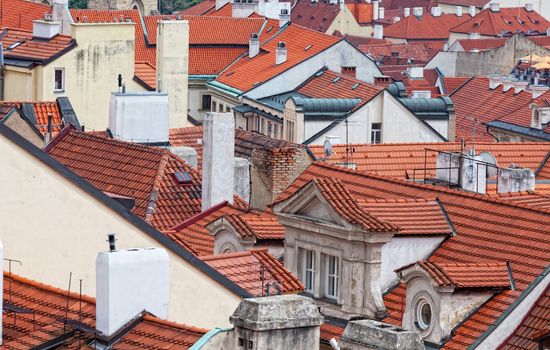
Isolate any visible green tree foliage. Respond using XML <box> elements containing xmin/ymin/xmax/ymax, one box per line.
<box><xmin>69</xmin><ymin>0</ymin><xmax>88</xmax><ymax>8</ymax></box>
<box><xmin>160</xmin><ymin>0</ymin><xmax>201</xmax><ymax>14</ymax></box>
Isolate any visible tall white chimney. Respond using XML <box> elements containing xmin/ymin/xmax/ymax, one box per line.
<box><xmin>403</xmin><ymin>7</ymin><xmax>410</xmax><ymax>17</ymax></box>
<box><xmin>372</xmin><ymin>0</ymin><xmax>379</xmax><ymax>20</ymax></box>
<box><xmin>249</xmin><ymin>33</ymin><xmax>260</xmax><ymax>58</ymax></box>
<box><xmin>378</xmin><ymin>7</ymin><xmax>384</xmax><ymax>19</ymax></box>
<box><xmin>96</xmin><ymin>235</ymin><xmax>169</xmax><ymax>338</ymax></box>
<box><xmin>489</xmin><ymin>2</ymin><xmax>499</xmax><ymax>12</ymax></box>
<box><xmin>456</xmin><ymin>6</ymin><xmax>463</xmax><ymax>16</ymax></box>
<box><xmin>431</xmin><ymin>6</ymin><xmax>441</xmax><ymax>16</ymax></box>
<box><xmin>374</xmin><ymin>24</ymin><xmax>384</xmax><ymax>39</ymax></box>
<box><xmin>469</xmin><ymin>5</ymin><xmax>476</xmax><ymax>16</ymax></box>
<box><xmin>276</xmin><ymin>42</ymin><xmax>287</xmax><ymax>65</ymax></box>
<box><xmin>202</xmin><ymin>112</ymin><xmax>235</xmax><ymax>211</ymax></box>
<box><xmin>156</xmin><ymin>20</ymin><xmax>189</xmax><ymax>128</ymax></box>
<box><xmin>52</xmin><ymin>0</ymin><xmax>73</xmax><ymax>35</ymax></box>
<box><xmin>279</xmin><ymin>8</ymin><xmax>290</xmax><ymax>27</ymax></box>
<box><xmin>413</xmin><ymin>7</ymin><xmax>423</xmax><ymax>17</ymax></box>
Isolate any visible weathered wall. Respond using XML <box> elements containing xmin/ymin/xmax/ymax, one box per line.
<box><xmin>88</xmin><ymin>0</ymin><xmax>158</xmax><ymax>15</ymax></box>
<box><xmin>3</xmin><ymin>68</ymin><xmax>33</xmax><ymax>100</ymax></box>
<box><xmin>2</xmin><ymin>111</ymin><xmax>44</xmax><ymax>147</ymax></box>
<box><xmin>327</xmin><ymin>7</ymin><xmax>374</xmax><ymax>37</ymax></box>
<box><xmin>0</xmin><ymin>131</ymin><xmax>242</xmax><ymax>328</ymax></box>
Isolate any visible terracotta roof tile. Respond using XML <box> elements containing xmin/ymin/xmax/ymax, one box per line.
<box><xmin>291</xmin><ymin>0</ymin><xmax>345</xmax><ymax>32</ymax></box>
<box><xmin>177</xmin><ymin>0</ymin><xmax>215</xmax><ymax>15</ymax></box>
<box><xmin>384</xmin><ymin>13</ymin><xmax>472</xmax><ymax>40</ymax></box>
<box><xmin>216</xmin><ymin>23</ymin><xmax>341</xmax><ymax>92</ymax></box>
<box><xmin>443</xmin><ymin>76</ymin><xmax>470</xmax><ymax>94</ymax></box>
<box><xmin>360</xmin><ymin>42</ymin><xmax>442</xmax><ymax>63</ymax></box>
<box><xmin>320</xmin><ymin>322</ymin><xmax>345</xmax><ymax>343</ymax></box>
<box><xmin>1</xmin><ymin>101</ymin><xmax>63</xmax><ymax>135</ymax></box>
<box><xmin>0</xmin><ymin>0</ymin><xmax>50</xmax><ymax>31</ymax></box>
<box><xmin>0</xmin><ymin>28</ymin><xmax>76</xmax><ymax>64</ymax></box>
<box><xmin>201</xmin><ymin>249</ymin><xmax>304</xmax><ymax>296</ymax></box>
<box><xmin>438</xmin><ymin>0</ymin><xmax>488</xmax><ymax>6</ymax></box>
<box><xmin>308</xmin><ymin>142</ymin><xmax>550</xmax><ymax>179</ymax></box>
<box><xmin>274</xmin><ymin>161</ymin><xmax>550</xmax><ymax>348</ymax></box>
<box><xmin>498</xmin><ymin>284</ymin><xmax>550</xmax><ymax>350</ymax></box>
<box><xmin>492</xmin><ymin>191</ymin><xmax>550</xmax><ymax>210</ymax></box>
<box><xmin>537</xmin><ymin>154</ymin><xmax>550</xmax><ymax>180</ymax></box>
<box><xmin>45</xmin><ymin>128</ymin><xmax>203</xmax><ymax>231</ymax></box>
<box><xmin>494</xmin><ymin>89</ymin><xmax>550</xmax><ymax>136</ymax></box>
<box><xmin>451</xmin><ymin>7</ymin><xmax>550</xmax><ymax>36</ymax></box>
<box><xmin>455</xmin><ymin>37</ymin><xmax>507</xmax><ymax>52</ymax></box>
<box><xmin>346</xmin><ymin>1</ymin><xmax>374</xmax><ymax>24</ymax></box>
<box><xmin>222</xmin><ymin>212</ymin><xmax>285</xmax><ymax>239</ymax></box>
<box><xmin>383</xmin><ymin>284</ymin><xmax>407</xmax><ymax>326</ymax></box>
<box><xmin>416</xmin><ymin>260</ymin><xmax>511</xmax><ymax>288</ymax></box>
<box><xmin>134</xmin><ymin>61</ymin><xmax>156</xmax><ymax>90</ymax></box>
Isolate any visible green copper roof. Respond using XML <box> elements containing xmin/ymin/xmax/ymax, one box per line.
<box><xmin>292</xmin><ymin>97</ymin><xmax>361</xmax><ymax>113</ymax></box>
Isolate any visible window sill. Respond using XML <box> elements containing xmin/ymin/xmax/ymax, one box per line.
<box><xmin>319</xmin><ymin>296</ymin><xmax>339</xmax><ymax>305</ymax></box>
<box><xmin>53</xmin><ymin>90</ymin><xmax>65</xmax><ymax>94</ymax></box>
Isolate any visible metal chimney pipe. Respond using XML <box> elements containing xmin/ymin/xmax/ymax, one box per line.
<box><xmin>118</xmin><ymin>74</ymin><xmax>123</xmax><ymax>93</ymax></box>
<box><xmin>107</xmin><ymin>233</ymin><xmax>117</xmax><ymax>252</ymax></box>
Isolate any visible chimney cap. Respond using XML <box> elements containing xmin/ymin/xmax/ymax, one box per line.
<box><xmin>277</xmin><ymin>41</ymin><xmax>286</xmax><ymax>48</ymax></box>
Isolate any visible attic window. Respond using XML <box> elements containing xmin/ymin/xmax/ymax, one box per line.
<box><xmin>332</xmin><ymin>77</ymin><xmax>341</xmax><ymax>83</ymax></box>
<box><xmin>226</xmin><ymin>71</ymin><xmax>235</xmax><ymax>77</ymax></box>
<box><xmin>304</xmin><ymin>44</ymin><xmax>313</xmax><ymax>51</ymax></box>
<box><xmin>502</xmin><ymin>17</ymin><xmax>512</xmax><ymax>25</ymax></box>
<box><xmin>173</xmin><ymin>171</ymin><xmax>193</xmax><ymax>185</ymax></box>
<box><xmin>7</xmin><ymin>41</ymin><xmax>24</xmax><ymax>50</ymax></box>
<box><xmin>253</xmin><ymin>81</ymin><xmax>261</xmax><ymax>86</ymax></box>
<box><xmin>266</xmin><ymin>26</ymin><xmax>274</xmax><ymax>33</ymax></box>
<box><xmin>351</xmin><ymin>83</ymin><xmax>360</xmax><ymax>90</ymax></box>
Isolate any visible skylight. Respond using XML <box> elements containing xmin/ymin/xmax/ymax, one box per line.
<box><xmin>332</xmin><ymin>77</ymin><xmax>341</xmax><ymax>83</ymax></box>
<box><xmin>352</xmin><ymin>83</ymin><xmax>360</xmax><ymax>90</ymax></box>
<box><xmin>173</xmin><ymin>172</ymin><xmax>193</xmax><ymax>185</ymax></box>
<box><xmin>7</xmin><ymin>41</ymin><xmax>24</xmax><ymax>50</ymax></box>
<box><xmin>304</xmin><ymin>44</ymin><xmax>313</xmax><ymax>51</ymax></box>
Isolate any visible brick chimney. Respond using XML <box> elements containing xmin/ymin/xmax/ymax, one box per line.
<box><xmin>276</xmin><ymin>42</ymin><xmax>287</xmax><ymax>65</ymax></box>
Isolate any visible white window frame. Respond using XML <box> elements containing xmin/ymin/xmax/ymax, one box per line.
<box><xmin>371</xmin><ymin>123</ymin><xmax>382</xmax><ymax>144</ymax></box>
<box><xmin>304</xmin><ymin>250</ymin><xmax>315</xmax><ymax>294</ymax></box>
<box><xmin>325</xmin><ymin>255</ymin><xmax>339</xmax><ymax>299</ymax></box>
<box><xmin>53</xmin><ymin>68</ymin><xmax>65</xmax><ymax>93</ymax></box>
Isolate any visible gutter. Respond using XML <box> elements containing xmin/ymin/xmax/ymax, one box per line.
<box><xmin>189</xmin><ymin>327</ymin><xmax>233</xmax><ymax>350</ymax></box>
<box><xmin>189</xmin><ymin>74</ymin><xmax>217</xmax><ymax>81</ymax></box>
<box><xmin>467</xmin><ymin>264</ymin><xmax>550</xmax><ymax>349</ymax></box>
<box><xmin>207</xmin><ymin>80</ymin><xmax>243</xmax><ymax>97</ymax></box>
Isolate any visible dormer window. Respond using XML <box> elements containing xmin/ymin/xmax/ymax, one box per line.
<box><xmin>414</xmin><ymin>298</ymin><xmax>433</xmax><ymax>331</ymax></box>
<box><xmin>534</xmin><ymin>108</ymin><xmax>541</xmax><ymax>126</ymax></box>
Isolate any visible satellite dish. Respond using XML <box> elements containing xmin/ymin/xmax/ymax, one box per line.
<box><xmin>478</xmin><ymin>151</ymin><xmax>498</xmax><ymax>178</ymax></box>
<box><xmin>323</xmin><ymin>140</ymin><xmax>333</xmax><ymax>159</ymax></box>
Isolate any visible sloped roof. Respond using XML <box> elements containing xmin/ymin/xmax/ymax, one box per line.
<box><xmin>415</xmin><ymin>260</ymin><xmax>511</xmax><ymax>288</ymax></box>
<box><xmin>134</xmin><ymin>61</ymin><xmax>157</xmax><ymax>90</ymax></box>
<box><xmin>215</xmin><ymin>212</ymin><xmax>285</xmax><ymax>239</ymax></box>
<box><xmin>360</xmin><ymin>42</ymin><xmax>442</xmax><ymax>63</ymax></box>
<box><xmin>538</xmin><ymin>153</ymin><xmax>550</xmax><ymax>180</ymax></box>
<box><xmin>451</xmin><ymin>7</ymin><xmax>550</xmax><ymax>36</ymax></box>
<box><xmin>493</xmin><ymin>191</ymin><xmax>550</xmax><ymax>210</ymax></box>
<box><xmin>0</xmin><ymin>28</ymin><xmax>76</xmax><ymax>65</ymax></box>
<box><xmin>1</xmin><ymin>101</ymin><xmax>63</xmax><ymax>135</ymax></box>
<box><xmin>45</xmin><ymin>128</ymin><xmax>203</xmax><ymax>231</ymax></box>
<box><xmin>274</xmin><ymin>161</ymin><xmax>550</xmax><ymax>349</ymax></box>
<box><xmin>345</xmin><ymin>1</ymin><xmax>374</xmax><ymax>24</ymax></box>
<box><xmin>0</xmin><ymin>0</ymin><xmax>50</xmax><ymax>31</ymax></box>
<box><xmin>384</xmin><ymin>12</ymin><xmax>472</xmax><ymax>40</ymax></box>
<box><xmin>177</xmin><ymin>0</ymin><xmax>215</xmax><ymax>15</ymax></box>
<box><xmin>308</xmin><ymin>142</ymin><xmax>550</xmax><ymax>179</ymax></box>
<box><xmin>442</xmin><ymin>76</ymin><xmax>470</xmax><ymax>94</ymax></box>
<box><xmin>498</xmin><ymin>284</ymin><xmax>550</xmax><ymax>350</ymax></box>
<box><xmin>215</xmin><ymin>23</ymin><xmax>341</xmax><ymax>93</ymax></box>
<box><xmin>320</xmin><ymin>322</ymin><xmax>345</xmax><ymax>343</ymax></box>
<box><xmin>455</xmin><ymin>37</ymin><xmax>507</xmax><ymax>52</ymax></box>
<box><xmin>437</xmin><ymin>0</ymin><xmax>488</xmax><ymax>6</ymax></box>
<box><xmin>492</xmin><ymin>90</ymin><xmax>550</xmax><ymax>135</ymax></box>
<box><xmin>291</xmin><ymin>0</ymin><xmax>343</xmax><ymax>32</ymax></box>
<box><xmin>201</xmin><ymin>249</ymin><xmax>304</xmax><ymax>296</ymax></box>
<box><xmin>2</xmin><ymin>273</ymin><xmax>207</xmax><ymax>349</ymax></box>
<box><xmin>383</xmin><ymin>283</ymin><xmax>407</xmax><ymax>326</ymax></box>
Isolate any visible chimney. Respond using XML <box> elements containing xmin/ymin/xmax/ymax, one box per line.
<box><xmin>279</xmin><ymin>8</ymin><xmax>290</xmax><ymax>27</ymax></box>
<box><xmin>529</xmin><ymin>84</ymin><xmax>549</xmax><ymax>98</ymax></box>
<box><xmin>469</xmin><ymin>5</ymin><xmax>476</xmax><ymax>16</ymax></box>
<box><xmin>403</xmin><ymin>7</ymin><xmax>410</xmax><ymax>17</ymax></box>
<box><xmin>525</xmin><ymin>3</ymin><xmax>534</xmax><ymax>12</ymax></box>
<box><xmin>339</xmin><ymin>320</ymin><xmax>423</xmax><ymax>350</ymax></box>
<box><xmin>497</xmin><ymin>167</ymin><xmax>535</xmax><ymax>193</ymax></box>
<box><xmin>46</xmin><ymin>114</ymin><xmax>53</xmax><ymax>143</ymax></box>
<box><xmin>489</xmin><ymin>75</ymin><xmax>502</xmax><ymax>89</ymax></box>
<box><xmin>373</xmin><ymin>24</ymin><xmax>384</xmax><ymax>39</ymax></box>
<box><xmin>33</xmin><ymin>19</ymin><xmax>61</xmax><ymax>39</ymax></box>
<box><xmin>469</xmin><ymin>32</ymin><xmax>481</xmax><ymax>39</ymax></box>
<box><xmin>456</xmin><ymin>6</ymin><xmax>463</xmax><ymax>16</ymax></box>
<box><xmin>489</xmin><ymin>2</ymin><xmax>499</xmax><ymax>12</ymax></box>
<box><xmin>407</xmin><ymin>66</ymin><xmax>424</xmax><ymax>79</ymax></box>
<box><xmin>216</xmin><ymin>0</ymin><xmax>229</xmax><ymax>10</ymax></box>
<box><xmin>514</xmin><ymin>81</ymin><xmax>528</xmax><ymax>94</ymax></box>
<box><xmin>96</xmin><ymin>235</ymin><xmax>169</xmax><ymax>338</ymax></box>
<box><xmin>276</xmin><ymin>42</ymin><xmax>287</xmax><ymax>65</ymax></box>
<box><xmin>431</xmin><ymin>6</ymin><xmax>441</xmax><ymax>17</ymax></box>
<box><xmin>378</xmin><ymin>7</ymin><xmax>384</xmax><ymax>19</ymax></box>
<box><xmin>156</xmin><ymin>20</ymin><xmax>189</xmax><ymax>128</ymax></box>
<box><xmin>413</xmin><ymin>7</ymin><xmax>423</xmax><ymax>17</ymax></box>
<box><xmin>249</xmin><ymin>33</ymin><xmax>260</xmax><ymax>58</ymax></box>
<box><xmin>52</xmin><ymin>0</ymin><xmax>73</xmax><ymax>35</ymax></box>
<box><xmin>372</xmin><ymin>0</ymin><xmax>379</xmax><ymax>20</ymax></box>
<box><xmin>202</xmin><ymin>112</ymin><xmax>235</xmax><ymax>211</ymax></box>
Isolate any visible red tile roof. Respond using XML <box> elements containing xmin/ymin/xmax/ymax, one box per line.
<box><xmin>498</xmin><ymin>284</ymin><xmax>550</xmax><ymax>350</ymax></box>
<box><xmin>1</xmin><ymin>101</ymin><xmax>63</xmax><ymax>135</ymax></box>
<box><xmin>451</xmin><ymin>7</ymin><xmax>550</xmax><ymax>36</ymax></box>
<box><xmin>383</xmin><ymin>283</ymin><xmax>407</xmax><ymax>326</ymax></box>
<box><xmin>320</xmin><ymin>322</ymin><xmax>345</xmax><ymax>343</ymax></box>
<box><xmin>494</xmin><ymin>90</ymin><xmax>550</xmax><ymax>135</ymax></box>
<box><xmin>415</xmin><ymin>260</ymin><xmax>511</xmax><ymax>288</ymax></box>
<box><xmin>218</xmin><ymin>212</ymin><xmax>285</xmax><ymax>239</ymax></box>
<box><xmin>528</xmin><ymin>35</ymin><xmax>550</xmax><ymax>50</ymax></box>
<box><xmin>438</xmin><ymin>0</ymin><xmax>488</xmax><ymax>6</ymax></box>
<box><xmin>134</xmin><ymin>61</ymin><xmax>156</xmax><ymax>90</ymax></box>
<box><xmin>384</xmin><ymin>13</ymin><xmax>472</xmax><ymax>40</ymax></box>
<box><xmin>443</xmin><ymin>76</ymin><xmax>470</xmax><ymax>94</ymax></box>
<box><xmin>538</xmin><ymin>154</ymin><xmax>550</xmax><ymax>180</ymax></box>
<box><xmin>201</xmin><ymin>249</ymin><xmax>304</xmax><ymax>296</ymax></box>
<box><xmin>346</xmin><ymin>1</ymin><xmax>374</xmax><ymax>24</ymax></box>
<box><xmin>0</xmin><ymin>0</ymin><xmax>50</xmax><ymax>31</ymax></box>
<box><xmin>0</xmin><ymin>28</ymin><xmax>76</xmax><ymax>64</ymax></box>
<box><xmin>45</xmin><ymin>128</ymin><xmax>204</xmax><ymax>231</ymax></box>
<box><xmin>450</xmin><ymin>76</ymin><xmax>534</xmax><ymax>142</ymax></box>
<box><xmin>360</xmin><ymin>42</ymin><xmax>442</xmax><ymax>63</ymax></box>
<box><xmin>308</xmin><ymin>142</ymin><xmax>550</xmax><ymax>179</ymax></box>
<box><xmin>2</xmin><ymin>273</ymin><xmax>207</xmax><ymax>349</ymax></box>
<box><xmin>274</xmin><ymin>161</ymin><xmax>550</xmax><ymax>348</ymax></box>
<box><xmin>177</xmin><ymin>0</ymin><xmax>215</xmax><ymax>15</ymax></box>
<box><xmin>291</xmin><ymin>0</ymin><xmax>343</xmax><ymax>32</ymax></box>
<box><xmin>493</xmin><ymin>191</ymin><xmax>550</xmax><ymax>210</ymax></box>
<box><xmin>216</xmin><ymin>23</ymin><xmax>341</xmax><ymax>92</ymax></box>
<box><xmin>455</xmin><ymin>37</ymin><xmax>507</xmax><ymax>52</ymax></box>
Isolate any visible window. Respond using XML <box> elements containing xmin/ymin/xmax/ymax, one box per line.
<box><xmin>286</xmin><ymin>120</ymin><xmax>295</xmax><ymax>141</ymax></box>
<box><xmin>267</xmin><ymin>121</ymin><xmax>272</xmax><ymax>137</ymax></box>
<box><xmin>201</xmin><ymin>95</ymin><xmax>212</xmax><ymax>110</ymax></box>
<box><xmin>304</xmin><ymin>250</ymin><xmax>315</xmax><ymax>293</ymax></box>
<box><xmin>212</xmin><ymin>101</ymin><xmax>217</xmax><ymax>112</ymax></box>
<box><xmin>218</xmin><ymin>103</ymin><xmax>223</xmax><ymax>112</ymax></box>
<box><xmin>54</xmin><ymin>68</ymin><xmax>64</xmax><ymax>92</ymax></box>
<box><xmin>325</xmin><ymin>255</ymin><xmax>339</xmax><ymax>299</ymax></box>
<box><xmin>371</xmin><ymin>123</ymin><xmax>381</xmax><ymax>144</ymax></box>
<box><xmin>226</xmin><ymin>106</ymin><xmax>231</xmax><ymax>113</ymax></box>
<box><xmin>415</xmin><ymin>299</ymin><xmax>433</xmax><ymax>331</ymax></box>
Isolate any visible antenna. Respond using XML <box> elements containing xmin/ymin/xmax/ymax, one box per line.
<box><xmin>464</xmin><ymin>116</ymin><xmax>478</xmax><ymax>154</ymax></box>
<box><xmin>63</xmin><ymin>272</ymin><xmax>72</xmax><ymax>329</ymax></box>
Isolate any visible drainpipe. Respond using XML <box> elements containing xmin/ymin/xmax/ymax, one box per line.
<box><xmin>0</xmin><ymin>43</ymin><xmax>4</xmax><ymax>100</ymax></box>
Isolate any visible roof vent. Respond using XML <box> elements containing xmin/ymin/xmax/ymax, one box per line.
<box><xmin>413</xmin><ymin>7</ymin><xmax>423</xmax><ymax>17</ymax></box>
<box><xmin>276</xmin><ymin>42</ymin><xmax>287</xmax><ymax>65</ymax></box>
<box><xmin>403</xmin><ymin>7</ymin><xmax>410</xmax><ymax>17</ymax></box>
<box><xmin>489</xmin><ymin>2</ymin><xmax>500</xmax><ymax>12</ymax></box>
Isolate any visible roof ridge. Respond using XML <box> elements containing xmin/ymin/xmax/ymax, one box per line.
<box><xmin>145</xmin><ymin>152</ymin><xmax>170</xmax><ymax>223</ymax></box>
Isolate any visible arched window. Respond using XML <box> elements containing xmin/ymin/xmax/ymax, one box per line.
<box><xmin>129</xmin><ymin>0</ymin><xmax>144</xmax><ymax>14</ymax></box>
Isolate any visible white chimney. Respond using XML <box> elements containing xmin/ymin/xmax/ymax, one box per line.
<box><xmin>469</xmin><ymin>5</ymin><xmax>476</xmax><ymax>16</ymax></box>
<box><xmin>456</xmin><ymin>6</ymin><xmax>463</xmax><ymax>16</ymax></box>
<box><xmin>502</xmin><ymin>78</ymin><xmax>516</xmax><ymax>92</ymax></box>
<box><xmin>156</xmin><ymin>20</ymin><xmax>189</xmax><ymax>128</ymax></box>
<box><xmin>279</xmin><ymin>8</ymin><xmax>290</xmax><ymax>27</ymax></box>
<box><xmin>52</xmin><ymin>0</ymin><xmax>72</xmax><ymax>35</ymax></box>
<box><xmin>431</xmin><ymin>6</ymin><xmax>441</xmax><ymax>17</ymax></box>
<box><xmin>32</xmin><ymin>19</ymin><xmax>61</xmax><ymax>39</ymax></box>
<box><xmin>525</xmin><ymin>3</ymin><xmax>534</xmax><ymax>12</ymax></box>
<box><xmin>514</xmin><ymin>81</ymin><xmax>529</xmax><ymax>94</ymax></box>
<box><xmin>202</xmin><ymin>112</ymin><xmax>235</xmax><ymax>211</ymax></box>
<box><xmin>249</xmin><ymin>33</ymin><xmax>260</xmax><ymax>58</ymax></box>
<box><xmin>469</xmin><ymin>32</ymin><xmax>481</xmax><ymax>39</ymax></box>
<box><xmin>96</xmin><ymin>236</ymin><xmax>169</xmax><ymax>338</ymax></box>
<box><xmin>276</xmin><ymin>42</ymin><xmax>287</xmax><ymax>65</ymax></box>
<box><xmin>407</xmin><ymin>66</ymin><xmax>424</xmax><ymax>79</ymax></box>
<box><xmin>489</xmin><ymin>76</ymin><xmax>502</xmax><ymax>89</ymax></box>
<box><xmin>413</xmin><ymin>7</ymin><xmax>423</xmax><ymax>17</ymax></box>
<box><xmin>373</xmin><ymin>24</ymin><xmax>384</xmax><ymax>39</ymax></box>
<box><xmin>489</xmin><ymin>3</ymin><xmax>500</xmax><ymax>12</ymax></box>
<box><xmin>403</xmin><ymin>7</ymin><xmax>410</xmax><ymax>17</ymax></box>
<box><xmin>372</xmin><ymin>0</ymin><xmax>379</xmax><ymax>20</ymax></box>
<box><xmin>109</xmin><ymin>91</ymin><xmax>169</xmax><ymax>144</ymax></box>
<box><xmin>378</xmin><ymin>7</ymin><xmax>385</xmax><ymax>19</ymax></box>
<box><xmin>216</xmin><ymin>0</ymin><xmax>229</xmax><ymax>10</ymax></box>
<box><xmin>497</xmin><ymin>167</ymin><xmax>535</xmax><ymax>193</ymax></box>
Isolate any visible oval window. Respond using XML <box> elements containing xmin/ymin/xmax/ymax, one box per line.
<box><xmin>415</xmin><ymin>299</ymin><xmax>432</xmax><ymax>331</ymax></box>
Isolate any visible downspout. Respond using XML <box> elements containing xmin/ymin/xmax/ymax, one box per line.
<box><xmin>0</xmin><ymin>43</ymin><xmax>4</xmax><ymax>100</ymax></box>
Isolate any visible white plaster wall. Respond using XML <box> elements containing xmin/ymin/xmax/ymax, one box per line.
<box><xmin>0</xmin><ymin>132</ymin><xmax>241</xmax><ymax>328</ymax></box>
<box><xmin>188</xmin><ymin>83</ymin><xmax>212</xmax><ymax>121</ymax></box>
<box><xmin>425</xmin><ymin>51</ymin><xmax>459</xmax><ymax>77</ymax></box>
<box><xmin>425</xmin><ymin>119</ymin><xmax>449</xmax><ymax>140</ymax></box>
<box><xmin>380</xmin><ymin>236</ymin><xmax>446</xmax><ymax>292</ymax></box>
<box><xmin>246</xmin><ymin>40</ymin><xmax>382</xmax><ymax>99</ymax></box>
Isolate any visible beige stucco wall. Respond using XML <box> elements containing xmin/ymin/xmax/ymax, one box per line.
<box><xmin>327</xmin><ymin>8</ymin><xmax>374</xmax><ymax>37</ymax></box>
<box><xmin>3</xmin><ymin>68</ymin><xmax>34</xmax><ymax>100</ymax></box>
<box><xmin>0</xmin><ymin>131</ymin><xmax>241</xmax><ymax>328</ymax></box>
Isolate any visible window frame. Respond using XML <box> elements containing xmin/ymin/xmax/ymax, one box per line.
<box><xmin>371</xmin><ymin>122</ymin><xmax>382</xmax><ymax>144</ymax></box>
<box><xmin>325</xmin><ymin>255</ymin><xmax>339</xmax><ymax>299</ymax></box>
<box><xmin>200</xmin><ymin>94</ymin><xmax>212</xmax><ymax>111</ymax></box>
<box><xmin>304</xmin><ymin>250</ymin><xmax>315</xmax><ymax>294</ymax></box>
<box><xmin>53</xmin><ymin>68</ymin><xmax>65</xmax><ymax>93</ymax></box>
